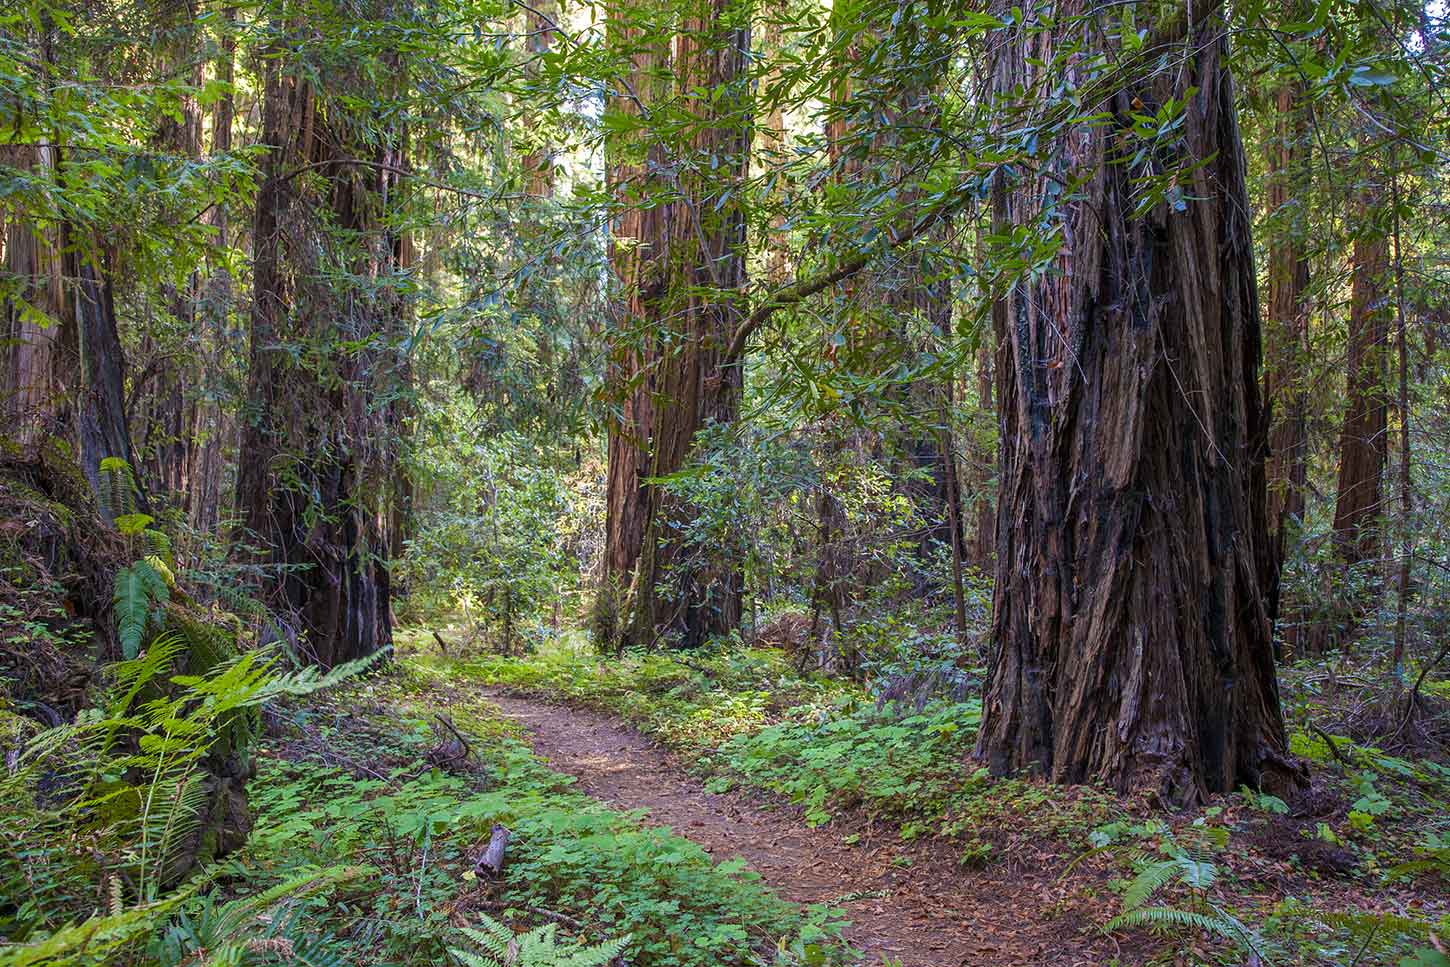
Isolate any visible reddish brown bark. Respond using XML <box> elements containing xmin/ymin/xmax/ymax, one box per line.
<box><xmin>235</xmin><ymin>27</ymin><xmax>405</xmax><ymax>667</ymax></box>
<box><xmin>603</xmin><ymin>0</ymin><xmax>749</xmax><ymax>648</ymax></box>
<box><xmin>625</xmin><ymin>1</ymin><xmax>749</xmax><ymax>647</ymax></box>
<box><xmin>976</xmin><ymin>7</ymin><xmax>1298</xmax><ymax>803</ymax></box>
<box><xmin>602</xmin><ymin>0</ymin><xmax>670</xmax><ymax>600</ymax></box>
<box><xmin>971</xmin><ymin>339</ymin><xmax>996</xmax><ymax>568</ymax></box>
<box><xmin>758</xmin><ymin>7</ymin><xmax>789</xmax><ymax>286</ymax></box>
<box><xmin>2</xmin><ymin>141</ymin><xmax>141</xmax><ymax>513</ymax></box>
<box><xmin>1262</xmin><ymin>77</ymin><xmax>1311</xmax><ymax>573</ymax></box>
<box><xmin>522</xmin><ymin>0</ymin><xmax>557</xmax><ymax>199</ymax></box>
<box><xmin>1</xmin><ymin>147</ymin><xmax>68</xmax><ymax>443</ymax></box>
<box><xmin>1331</xmin><ymin>222</ymin><xmax>1389</xmax><ymax>567</ymax></box>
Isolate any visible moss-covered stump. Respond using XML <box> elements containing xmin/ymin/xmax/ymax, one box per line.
<box><xmin>0</xmin><ymin>434</ymin><xmax>258</xmax><ymax>884</ymax></box>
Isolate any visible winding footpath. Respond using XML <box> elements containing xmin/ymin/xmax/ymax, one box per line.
<box><xmin>481</xmin><ymin>689</ymin><xmax>1127</xmax><ymax>967</ymax></box>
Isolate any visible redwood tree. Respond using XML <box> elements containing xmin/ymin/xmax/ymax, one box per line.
<box><xmin>1331</xmin><ymin>211</ymin><xmax>1389</xmax><ymax>567</ymax></box>
<box><xmin>1262</xmin><ymin>55</ymin><xmax>1311</xmax><ymax>583</ymax></box>
<box><xmin>975</xmin><ymin>1</ymin><xmax>1300</xmax><ymax>802</ymax></box>
<box><xmin>603</xmin><ymin>0</ymin><xmax>750</xmax><ymax>648</ymax></box>
<box><xmin>236</xmin><ymin>19</ymin><xmax>409</xmax><ymax>667</ymax></box>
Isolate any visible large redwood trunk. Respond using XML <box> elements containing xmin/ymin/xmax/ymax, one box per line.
<box><xmin>603</xmin><ymin>0</ymin><xmax>749</xmax><ymax>648</ymax></box>
<box><xmin>236</xmin><ymin>28</ymin><xmax>405</xmax><ymax>667</ymax></box>
<box><xmin>976</xmin><ymin>6</ymin><xmax>1298</xmax><ymax>803</ymax></box>
<box><xmin>601</xmin><ymin>0</ymin><xmax>669</xmax><ymax>611</ymax></box>
<box><xmin>625</xmin><ymin>1</ymin><xmax>750</xmax><ymax>647</ymax></box>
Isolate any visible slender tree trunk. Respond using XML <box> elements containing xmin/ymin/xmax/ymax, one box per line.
<box><xmin>70</xmin><ymin>245</ymin><xmax>145</xmax><ymax>515</ymax></box>
<box><xmin>759</xmin><ymin>6</ymin><xmax>789</xmax><ymax>285</ymax></box>
<box><xmin>1331</xmin><ymin>213</ymin><xmax>1388</xmax><ymax>568</ymax></box>
<box><xmin>971</xmin><ymin>338</ymin><xmax>996</xmax><ymax>567</ymax></box>
<box><xmin>976</xmin><ymin>4</ymin><xmax>1300</xmax><ymax>802</ymax></box>
<box><xmin>191</xmin><ymin>9</ymin><xmax>236</xmax><ymax>534</ymax></box>
<box><xmin>1262</xmin><ymin>65</ymin><xmax>1310</xmax><ymax>620</ymax></box>
<box><xmin>1390</xmin><ymin>176</ymin><xmax>1411</xmax><ymax>676</ymax></box>
<box><xmin>522</xmin><ymin>0</ymin><xmax>557</xmax><ymax>199</ymax></box>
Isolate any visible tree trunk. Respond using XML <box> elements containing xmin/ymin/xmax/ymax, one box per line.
<box><xmin>2</xmin><ymin>141</ymin><xmax>141</xmax><ymax>515</ymax></box>
<box><xmin>1262</xmin><ymin>69</ymin><xmax>1310</xmax><ymax>592</ymax></box>
<box><xmin>521</xmin><ymin>0</ymin><xmax>556</xmax><ymax>199</ymax></box>
<box><xmin>1331</xmin><ymin>215</ymin><xmax>1388</xmax><ymax>568</ymax></box>
<box><xmin>976</xmin><ymin>5</ymin><xmax>1299</xmax><ymax>803</ymax></box>
<box><xmin>70</xmin><ymin>245</ymin><xmax>146</xmax><ymax>516</ymax></box>
<box><xmin>235</xmin><ymin>22</ymin><xmax>405</xmax><ymax>667</ymax></box>
<box><xmin>625</xmin><ymin>0</ymin><xmax>750</xmax><ymax>648</ymax></box>
<box><xmin>603</xmin><ymin>0</ymin><xmax>749</xmax><ymax>648</ymax></box>
<box><xmin>1</xmin><ymin>147</ymin><xmax>69</xmax><ymax>444</ymax></box>
<box><xmin>601</xmin><ymin>0</ymin><xmax>670</xmax><ymax>613</ymax></box>
<box><xmin>971</xmin><ymin>338</ymin><xmax>996</xmax><ymax>567</ymax></box>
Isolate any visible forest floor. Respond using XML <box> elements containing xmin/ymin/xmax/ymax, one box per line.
<box><xmin>481</xmin><ymin>688</ymin><xmax>1125</xmax><ymax>966</ymax></box>
<box><xmin>234</xmin><ymin>625</ymin><xmax>1450</xmax><ymax>966</ymax></box>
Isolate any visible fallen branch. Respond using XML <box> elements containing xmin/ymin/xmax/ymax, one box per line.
<box><xmin>1395</xmin><ymin>640</ymin><xmax>1450</xmax><ymax>741</ymax></box>
<box><xmin>1309</xmin><ymin>723</ymin><xmax>1352</xmax><ymax>766</ymax></box>
<box><xmin>472</xmin><ymin>899</ymin><xmax>582</xmax><ymax>931</ymax></box>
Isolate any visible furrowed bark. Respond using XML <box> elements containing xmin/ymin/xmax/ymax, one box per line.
<box><xmin>975</xmin><ymin>2</ymin><xmax>1300</xmax><ymax>803</ymax></box>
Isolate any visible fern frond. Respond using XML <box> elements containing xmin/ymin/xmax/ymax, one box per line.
<box><xmin>113</xmin><ymin>560</ymin><xmax>171</xmax><ymax>659</ymax></box>
<box><xmin>1120</xmin><ymin>859</ymin><xmax>1180</xmax><ymax>912</ymax></box>
<box><xmin>1313</xmin><ymin>909</ymin><xmax>1429</xmax><ymax>939</ymax></box>
<box><xmin>98</xmin><ymin>456</ymin><xmax>139</xmax><ymax>520</ymax></box>
<box><xmin>450</xmin><ymin>915</ymin><xmax>627</xmax><ymax>967</ymax></box>
<box><xmin>212</xmin><ymin>865</ymin><xmax>371</xmax><ymax>938</ymax></box>
<box><xmin>260</xmin><ymin>646</ymin><xmax>392</xmax><ymax>700</ymax></box>
<box><xmin>1105</xmin><ymin>905</ymin><xmax>1234</xmax><ymax>936</ymax></box>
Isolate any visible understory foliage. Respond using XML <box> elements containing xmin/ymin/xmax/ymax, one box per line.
<box><xmin>1</xmin><ymin>0</ymin><xmax>1449</xmax><ymax>959</ymax></box>
<box><xmin>450</xmin><ymin>916</ymin><xmax>627</xmax><ymax>967</ymax></box>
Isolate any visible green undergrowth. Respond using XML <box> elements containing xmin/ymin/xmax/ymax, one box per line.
<box><xmin>427</xmin><ymin>626</ymin><xmax>1450</xmax><ymax>951</ymax></box>
<box><xmin>422</xmin><ymin>628</ymin><xmax>1124</xmax><ymax>859</ymax></box>
<box><xmin>234</xmin><ymin>662</ymin><xmax>850</xmax><ymax>966</ymax></box>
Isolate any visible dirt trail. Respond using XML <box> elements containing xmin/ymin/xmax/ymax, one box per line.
<box><xmin>482</xmin><ymin>690</ymin><xmax>1122</xmax><ymax>967</ymax></box>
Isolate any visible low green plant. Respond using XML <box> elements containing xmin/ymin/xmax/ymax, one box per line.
<box><xmin>714</xmin><ymin>697</ymin><xmax>980</xmax><ymax>827</ymax></box>
<box><xmin>0</xmin><ymin>639</ymin><xmax>384</xmax><ymax>965</ymax></box>
<box><xmin>1098</xmin><ymin>822</ymin><xmax>1267</xmax><ymax>958</ymax></box>
<box><xmin>151</xmin><ymin>866</ymin><xmax>368</xmax><ymax>967</ymax></box>
<box><xmin>239</xmin><ymin>673</ymin><xmax>849</xmax><ymax>967</ymax></box>
<box><xmin>450</xmin><ymin>915</ymin><xmax>627</xmax><ymax>967</ymax></box>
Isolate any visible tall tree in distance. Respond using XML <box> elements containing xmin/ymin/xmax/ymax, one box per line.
<box><xmin>975</xmin><ymin>0</ymin><xmax>1300</xmax><ymax>802</ymax></box>
<box><xmin>1261</xmin><ymin>27</ymin><xmax>1311</xmax><ymax>603</ymax></box>
<box><xmin>1331</xmin><ymin>196</ymin><xmax>1389</xmax><ymax>569</ymax></box>
<box><xmin>602</xmin><ymin>0</ymin><xmax>752</xmax><ymax>648</ymax></box>
<box><xmin>236</xmin><ymin>6</ymin><xmax>410</xmax><ymax>666</ymax></box>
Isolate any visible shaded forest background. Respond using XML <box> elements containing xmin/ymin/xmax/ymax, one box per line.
<box><xmin>2</xmin><ymin>0</ymin><xmax>1450</xmax><ymax>962</ymax></box>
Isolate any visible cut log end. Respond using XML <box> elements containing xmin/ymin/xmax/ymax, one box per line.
<box><xmin>476</xmin><ymin>824</ymin><xmax>511</xmax><ymax>877</ymax></box>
